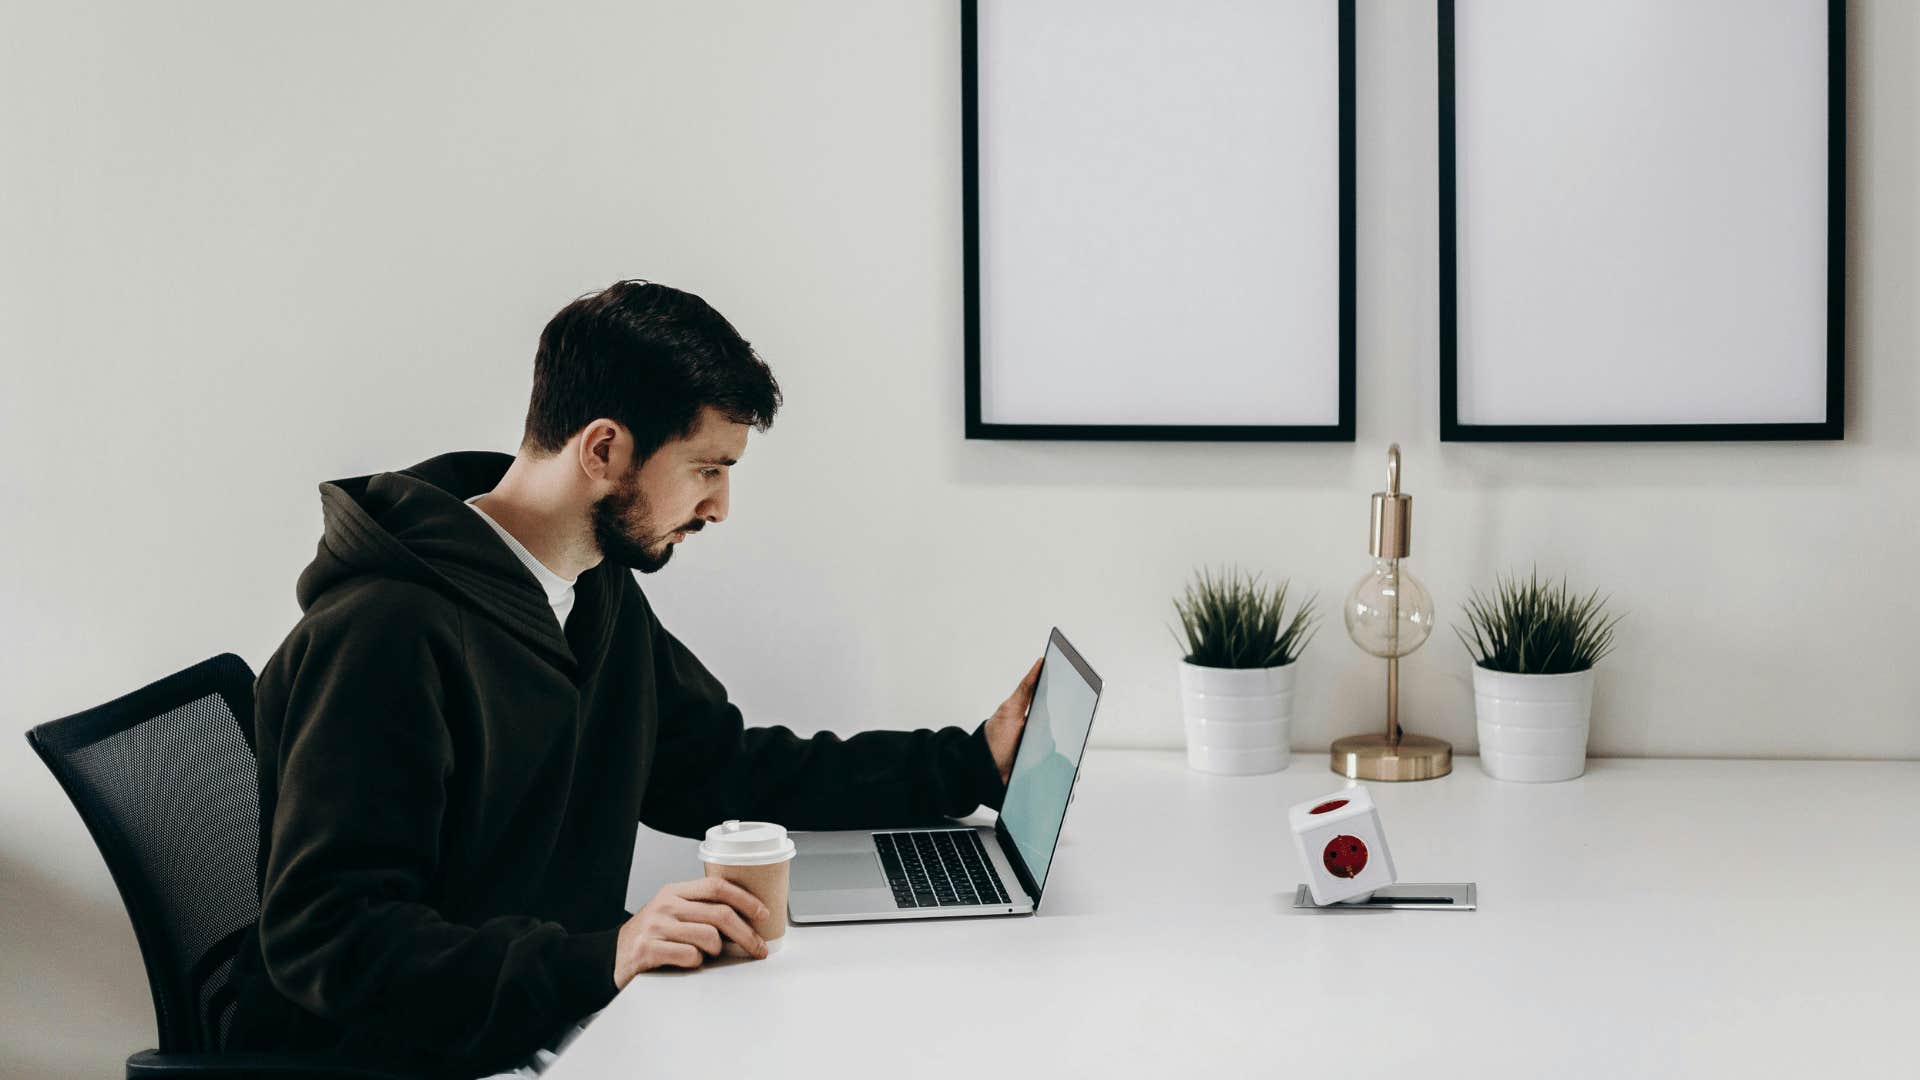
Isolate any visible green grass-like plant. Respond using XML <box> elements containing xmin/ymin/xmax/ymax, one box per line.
<box><xmin>1457</xmin><ymin>569</ymin><xmax>1623</xmax><ymax>675</ymax></box>
<box><xmin>1172</xmin><ymin>567</ymin><xmax>1317</xmax><ymax>669</ymax></box>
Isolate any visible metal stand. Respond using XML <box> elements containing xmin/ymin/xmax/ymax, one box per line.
<box><xmin>1329</xmin><ymin>448</ymin><xmax>1453</xmax><ymax>782</ymax></box>
<box><xmin>1291</xmin><ymin>883</ymin><xmax>1477</xmax><ymax>911</ymax></box>
<box><xmin>1329</xmin><ymin>732</ymin><xmax>1453</xmax><ymax>782</ymax></box>
<box><xmin>1330</xmin><ymin>605</ymin><xmax>1452</xmax><ymax>781</ymax></box>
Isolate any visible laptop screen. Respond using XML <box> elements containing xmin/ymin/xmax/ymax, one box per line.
<box><xmin>998</xmin><ymin>630</ymin><xmax>1101</xmax><ymax>898</ymax></box>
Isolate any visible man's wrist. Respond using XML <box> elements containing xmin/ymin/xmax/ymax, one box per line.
<box><xmin>968</xmin><ymin>720</ymin><xmax>1008</xmax><ymax>811</ymax></box>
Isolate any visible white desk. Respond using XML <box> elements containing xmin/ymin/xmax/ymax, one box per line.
<box><xmin>549</xmin><ymin>751</ymin><xmax>1919</xmax><ymax>1079</ymax></box>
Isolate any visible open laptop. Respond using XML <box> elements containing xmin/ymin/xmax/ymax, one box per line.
<box><xmin>788</xmin><ymin>628</ymin><xmax>1101</xmax><ymax>922</ymax></box>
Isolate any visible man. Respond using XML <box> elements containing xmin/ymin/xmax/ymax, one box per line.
<box><xmin>227</xmin><ymin>281</ymin><xmax>1040</xmax><ymax>1078</ymax></box>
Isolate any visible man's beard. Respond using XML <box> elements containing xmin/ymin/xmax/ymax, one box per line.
<box><xmin>590</xmin><ymin>470</ymin><xmax>703</xmax><ymax>574</ymax></box>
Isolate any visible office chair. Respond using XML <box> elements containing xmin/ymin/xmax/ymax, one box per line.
<box><xmin>26</xmin><ymin>653</ymin><xmax>411</xmax><ymax>1080</ymax></box>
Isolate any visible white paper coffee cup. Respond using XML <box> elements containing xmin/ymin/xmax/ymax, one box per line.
<box><xmin>698</xmin><ymin>820</ymin><xmax>796</xmax><ymax>955</ymax></box>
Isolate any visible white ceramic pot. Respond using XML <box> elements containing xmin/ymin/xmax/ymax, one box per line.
<box><xmin>1472</xmin><ymin>666</ymin><xmax>1596</xmax><ymax>782</ymax></box>
<box><xmin>1178</xmin><ymin>660</ymin><xmax>1296</xmax><ymax>775</ymax></box>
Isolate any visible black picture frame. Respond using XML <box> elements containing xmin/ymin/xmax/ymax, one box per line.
<box><xmin>1437</xmin><ymin>0</ymin><xmax>1844</xmax><ymax>443</ymax></box>
<box><xmin>962</xmin><ymin>0</ymin><xmax>1357</xmax><ymax>442</ymax></box>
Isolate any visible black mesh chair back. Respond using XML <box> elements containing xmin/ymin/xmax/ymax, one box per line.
<box><xmin>26</xmin><ymin>653</ymin><xmax>261</xmax><ymax>1054</ymax></box>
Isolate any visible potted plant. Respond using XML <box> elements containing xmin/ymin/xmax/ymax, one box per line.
<box><xmin>1457</xmin><ymin>570</ymin><xmax>1623</xmax><ymax>782</ymax></box>
<box><xmin>1172</xmin><ymin>567</ymin><xmax>1317</xmax><ymax>775</ymax></box>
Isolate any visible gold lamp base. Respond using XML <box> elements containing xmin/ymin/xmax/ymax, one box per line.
<box><xmin>1329</xmin><ymin>733</ymin><xmax>1452</xmax><ymax>782</ymax></box>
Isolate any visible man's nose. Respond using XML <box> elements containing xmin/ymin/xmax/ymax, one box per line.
<box><xmin>700</xmin><ymin>478</ymin><xmax>729</xmax><ymax>524</ymax></box>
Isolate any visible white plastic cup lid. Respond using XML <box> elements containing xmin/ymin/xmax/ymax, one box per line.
<box><xmin>698</xmin><ymin>820</ymin><xmax>796</xmax><ymax>866</ymax></box>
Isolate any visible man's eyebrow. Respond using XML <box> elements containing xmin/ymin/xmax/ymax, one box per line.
<box><xmin>693</xmin><ymin>456</ymin><xmax>738</xmax><ymax>467</ymax></box>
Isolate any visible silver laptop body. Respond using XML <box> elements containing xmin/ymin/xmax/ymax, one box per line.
<box><xmin>788</xmin><ymin>628</ymin><xmax>1102</xmax><ymax>923</ymax></box>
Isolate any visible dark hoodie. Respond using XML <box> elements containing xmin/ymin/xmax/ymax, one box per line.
<box><xmin>225</xmin><ymin>452</ymin><xmax>1007</xmax><ymax>1078</ymax></box>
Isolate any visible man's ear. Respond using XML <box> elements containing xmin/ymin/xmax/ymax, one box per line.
<box><xmin>574</xmin><ymin>419</ymin><xmax>628</xmax><ymax>483</ymax></box>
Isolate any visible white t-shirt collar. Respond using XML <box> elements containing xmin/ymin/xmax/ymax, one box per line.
<box><xmin>464</xmin><ymin>495</ymin><xmax>578</xmax><ymax>629</ymax></box>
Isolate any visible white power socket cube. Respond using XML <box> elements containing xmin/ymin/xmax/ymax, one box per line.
<box><xmin>1289</xmin><ymin>786</ymin><xmax>1397</xmax><ymax>905</ymax></box>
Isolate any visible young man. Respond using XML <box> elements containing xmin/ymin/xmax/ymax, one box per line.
<box><xmin>227</xmin><ymin>281</ymin><xmax>1040</xmax><ymax>1078</ymax></box>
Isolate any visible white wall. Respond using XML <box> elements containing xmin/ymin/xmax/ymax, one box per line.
<box><xmin>2</xmin><ymin>2</ymin><xmax>1913</xmax><ymax>1075</ymax></box>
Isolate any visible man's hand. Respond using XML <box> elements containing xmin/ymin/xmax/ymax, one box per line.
<box><xmin>613</xmin><ymin>877</ymin><xmax>769</xmax><ymax>988</ymax></box>
<box><xmin>983</xmin><ymin>657</ymin><xmax>1043</xmax><ymax>785</ymax></box>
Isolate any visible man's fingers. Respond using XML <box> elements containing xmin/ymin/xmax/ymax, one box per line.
<box><xmin>1003</xmin><ymin>657</ymin><xmax>1043</xmax><ymax>706</ymax></box>
<box><xmin>675</xmin><ymin>899</ymin><xmax>767</xmax><ymax>956</ymax></box>
<box><xmin>649</xmin><ymin>941</ymin><xmax>704</xmax><ymax>970</ymax></box>
<box><xmin>659</xmin><ymin>919</ymin><xmax>725</xmax><ymax>957</ymax></box>
<box><xmin>679</xmin><ymin>876</ymin><xmax>772</xmax><ymax>921</ymax></box>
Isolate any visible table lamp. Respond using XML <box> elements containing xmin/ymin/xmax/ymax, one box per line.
<box><xmin>1332</xmin><ymin>444</ymin><xmax>1452</xmax><ymax>781</ymax></box>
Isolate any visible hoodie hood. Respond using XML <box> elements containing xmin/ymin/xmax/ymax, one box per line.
<box><xmin>298</xmin><ymin>451</ymin><xmax>607</xmax><ymax>669</ymax></box>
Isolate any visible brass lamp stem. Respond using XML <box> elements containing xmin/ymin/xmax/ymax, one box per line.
<box><xmin>1386</xmin><ymin>555</ymin><xmax>1401</xmax><ymax>743</ymax></box>
<box><xmin>1386</xmin><ymin>656</ymin><xmax>1399</xmax><ymax>743</ymax></box>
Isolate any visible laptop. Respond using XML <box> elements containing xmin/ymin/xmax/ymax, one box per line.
<box><xmin>787</xmin><ymin>627</ymin><xmax>1102</xmax><ymax>922</ymax></box>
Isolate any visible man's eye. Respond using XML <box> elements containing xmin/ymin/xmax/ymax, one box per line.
<box><xmin>700</xmin><ymin>469</ymin><xmax>721</xmax><ymax>480</ymax></box>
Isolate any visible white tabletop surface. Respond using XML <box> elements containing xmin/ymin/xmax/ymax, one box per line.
<box><xmin>547</xmin><ymin>751</ymin><xmax>1920</xmax><ymax>1079</ymax></box>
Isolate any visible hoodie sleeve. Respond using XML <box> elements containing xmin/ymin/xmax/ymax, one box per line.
<box><xmin>255</xmin><ymin>588</ymin><xmax>616</xmax><ymax>1073</ymax></box>
<box><xmin>637</xmin><ymin>618</ymin><xmax>1008</xmax><ymax>840</ymax></box>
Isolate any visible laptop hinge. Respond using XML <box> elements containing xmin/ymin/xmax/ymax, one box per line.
<box><xmin>993</xmin><ymin>818</ymin><xmax>1043</xmax><ymax>907</ymax></box>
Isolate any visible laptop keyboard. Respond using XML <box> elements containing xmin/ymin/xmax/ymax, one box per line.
<box><xmin>873</xmin><ymin>829</ymin><xmax>1013</xmax><ymax>909</ymax></box>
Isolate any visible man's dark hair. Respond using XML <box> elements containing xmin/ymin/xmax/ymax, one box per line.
<box><xmin>522</xmin><ymin>280</ymin><xmax>781</xmax><ymax>462</ymax></box>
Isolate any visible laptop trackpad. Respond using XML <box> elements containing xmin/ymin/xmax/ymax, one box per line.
<box><xmin>795</xmin><ymin>852</ymin><xmax>883</xmax><ymax>892</ymax></box>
